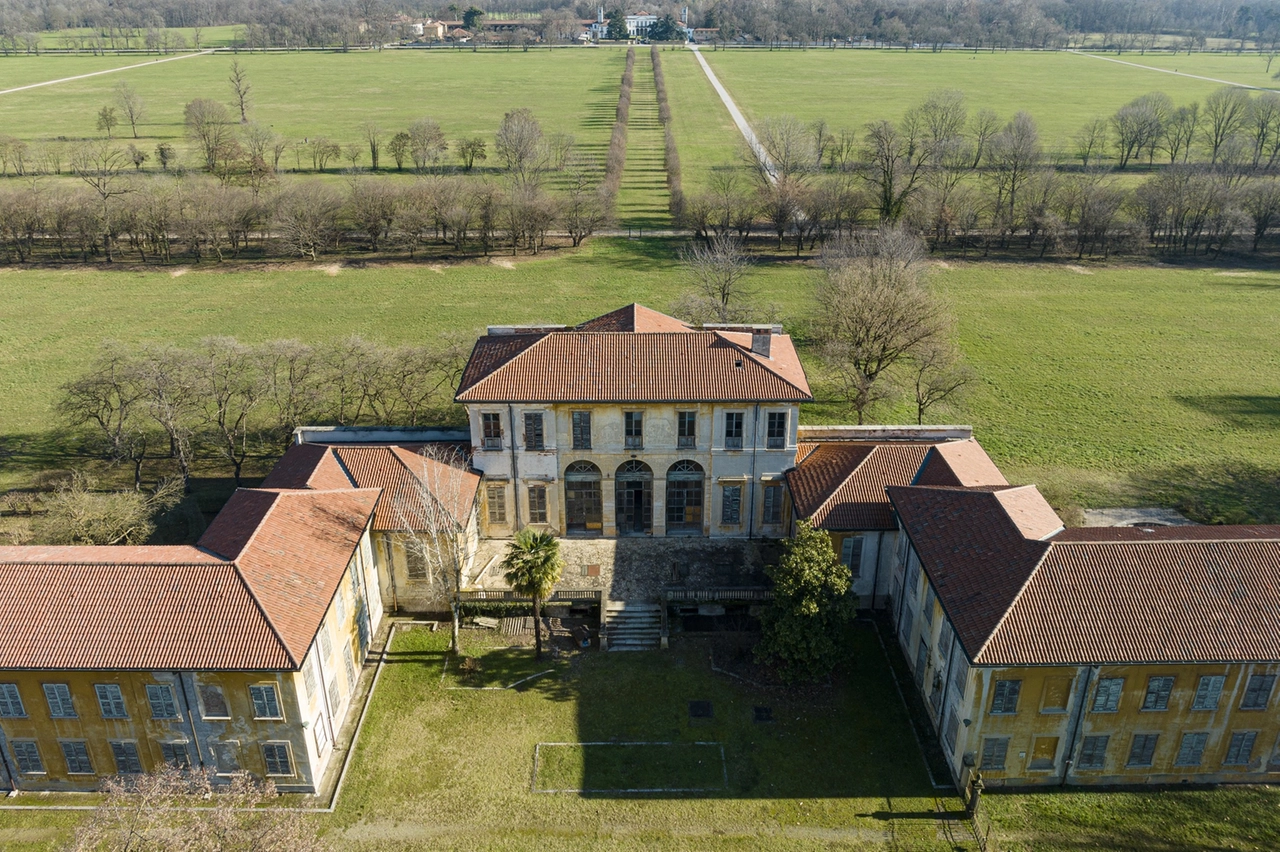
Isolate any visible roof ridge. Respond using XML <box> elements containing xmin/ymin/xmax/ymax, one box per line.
<box><xmin>229</xmin><ymin>556</ymin><xmax>300</xmax><ymax>669</ymax></box>
<box><xmin>972</xmin><ymin>543</ymin><xmax>1053</xmax><ymax>664</ymax></box>
<box><xmin>811</xmin><ymin>445</ymin><xmax>878</xmax><ymax>521</ymax></box>
<box><xmin>460</xmin><ymin>330</ymin><xmax>554</xmax><ymax>399</ymax></box>
<box><xmin>714</xmin><ymin>331</ymin><xmax>814</xmax><ymax>399</ymax></box>
<box><xmin>321</xmin><ymin>446</ymin><xmax>359</xmax><ymax>489</ymax></box>
<box><xmin>1060</xmin><ymin>537</ymin><xmax>1280</xmax><ymax>545</ymax></box>
<box><xmin>992</xmin><ymin>485</ymin><xmax>1064</xmax><ymax>541</ymax></box>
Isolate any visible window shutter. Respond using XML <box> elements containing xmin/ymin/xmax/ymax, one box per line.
<box><xmin>1192</xmin><ymin>675</ymin><xmax>1225</xmax><ymax>710</ymax></box>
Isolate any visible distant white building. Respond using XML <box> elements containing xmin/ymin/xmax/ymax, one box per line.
<box><xmin>625</xmin><ymin>11</ymin><xmax>658</xmax><ymax>37</ymax></box>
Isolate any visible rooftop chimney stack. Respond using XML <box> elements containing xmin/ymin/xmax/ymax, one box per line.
<box><xmin>751</xmin><ymin>329</ymin><xmax>772</xmax><ymax>359</ymax></box>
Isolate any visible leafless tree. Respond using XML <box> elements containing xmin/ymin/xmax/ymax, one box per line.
<box><xmin>66</xmin><ymin>766</ymin><xmax>323</xmax><ymax>852</ymax></box>
<box><xmin>456</xmin><ymin>136</ymin><xmax>487</xmax><ymax>172</ymax></box>
<box><xmin>58</xmin><ymin>343</ymin><xmax>151</xmax><ymax>488</ymax></box>
<box><xmin>408</xmin><ymin>118</ymin><xmax>448</xmax><ymax>173</ymax></box>
<box><xmin>392</xmin><ymin>443</ymin><xmax>479</xmax><ymax>653</ymax></box>
<box><xmin>1246</xmin><ymin>92</ymin><xmax>1280</xmax><ymax>170</ymax></box>
<box><xmin>815</xmin><ymin>228</ymin><xmax>949</xmax><ymax>423</ymax></box>
<box><xmin>756</xmin><ymin>115</ymin><xmax>819</xmax><ymax>181</ymax></box>
<box><xmin>70</xmin><ymin>139</ymin><xmax>133</xmax><ymax>262</ymax></box>
<box><xmin>135</xmin><ymin>344</ymin><xmax>199</xmax><ymax>490</ymax></box>
<box><xmin>861</xmin><ymin>117</ymin><xmax>929</xmax><ymax>224</ymax></box>
<box><xmin>909</xmin><ymin>336</ymin><xmax>974</xmax><ymax>424</ymax></box>
<box><xmin>346</xmin><ymin>178</ymin><xmax>398</xmax><ymax>250</ymax></box>
<box><xmin>192</xmin><ymin>337</ymin><xmax>266</xmax><ymax>485</ymax></box>
<box><xmin>113</xmin><ymin>82</ymin><xmax>145</xmax><ymax>139</ymax></box>
<box><xmin>34</xmin><ymin>472</ymin><xmax>182</xmax><ymax>546</ymax></box>
<box><xmin>274</xmin><ymin>183</ymin><xmax>342</xmax><ymax>259</ymax></box>
<box><xmin>1201</xmin><ymin>86</ymin><xmax>1252</xmax><ymax>164</ymax></box>
<box><xmin>1244</xmin><ymin>177</ymin><xmax>1280</xmax><ymax>250</ymax></box>
<box><xmin>1162</xmin><ymin>103</ymin><xmax>1201</xmax><ymax>164</ymax></box>
<box><xmin>229</xmin><ymin>59</ymin><xmax>252</xmax><ymax>123</ymax></box>
<box><xmin>674</xmin><ymin>234</ymin><xmax>755</xmax><ymax>323</ymax></box>
<box><xmin>361</xmin><ymin>121</ymin><xmax>383</xmax><ymax>170</ymax></box>
<box><xmin>985</xmin><ymin>111</ymin><xmax>1042</xmax><ymax>239</ymax></box>
<box><xmin>259</xmin><ymin>339</ymin><xmax>325</xmax><ymax>449</ymax></box>
<box><xmin>184</xmin><ymin>98</ymin><xmax>235</xmax><ymax>172</ymax></box>
<box><xmin>495</xmin><ymin>107</ymin><xmax>545</xmax><ymax>188</ymax></box>
<box><xmin>969</xmin><ymin>108</ymin><xmax>1001</xmax><ymax>169</ymax></box>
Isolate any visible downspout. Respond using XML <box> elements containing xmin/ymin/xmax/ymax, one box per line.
<box><xmin>747</xmin><ymin>403</ymin><xmax>759</xmax><ymax>539</ymax></box>
<box><xmin>175</xmin><ymin>673</ymin><xmax>207</xmax><ymax>770</ymax></box>
<box><xmin>868</xmin><ymin>530</ymin><xmax>883</xmax><ymax>609</ymax></box>
<box><xmin>0</xmin><ymin>725</ymin><xmax>18</xmax><ymax>791</ymax></box>
<box><xmin>1060</xmin><ymin>665</ymin><xmax>1095</xmax><ymax>787</ymax></box>
<box><xmin>507</xmin><ymin>404</ymin><xmax>521</xmax><ymax>531</ymax></box>
<box><xmin>384</xmin><ymin>538</ymin><xmax>399</xmax><ymax>613</ymax></box>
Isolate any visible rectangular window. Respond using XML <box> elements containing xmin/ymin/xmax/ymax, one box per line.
<box><xmin>145</xmin><ymin>684</ymin><xmax>178</xmax><ymax>720</ymax></box>
<box><xmin>1092</xmin><ymin>677</ymin><xmax>1124</xmax><ymax>713</ymax></box>
<box><xmin>724</xmin><ymin>412</ymin><xmax>744</xmax><ymax>449</ymax></box>
<box><xmin>1175</xmin><ymin>732</ymin><xmax>1209</xmax><ymax>766</ymax></box>
<box><xmin>1142</xmin><ymin>676</ymin><xmax>1175</xmax><ymax>711</ymax></box>
<box><xmin>898</xmin><ymin>608</ymin><xmax>914</xmax><ymax>650</ymax></box>
<box><xmin>1225</xmin><ymin>731</ymin><xmax>1258</xmax><ymax>765</ymax></box>
<box><xmin>1041</xmin><ymin>677</ymin><xmax>1073</xmax><ymax>714</ymax></box>
<box><xmin>11</xmin><ymin>741</ymin><xmax>43</xmax><ymax>773</ymax></box>
<box><xmin>249</xmin><ymin>684</ymin><xmax>282</xmax><ymax>719</ymax></box>
<box><xmin>487</xmin><ymin>485</ymin><xmax>507</xmax><ymax>525</ymax></box>
<box><xmin>840</xmin><ymin>537</ymin><xmax>863</xmax><ymax>578</ymax></box>
<box><xmin>1078</xmin><ymin>735</ymin><xmax>1109</xmax><ymax>769</ymax></box>
<box><xmin>109</xmin><ymin>741</ymin><xmax>142</xmax><ymax>774</ymax></box>
<box><xmin>343</xmin><ymin>645</ymin><xmax>358</xmax><ymax>692</ymax></box>
<box><xmin>327</xmin><ymin>679</ymin><xmax>341</xmax><ymax>711</ymax></box>
<box><xmin>481</xmin><ymin>412</ymin><xmax>502</xmax><ymax>450</ymax></box>
<box><xmin>213</xmin><ymin>741</ymin><xmax>241</xmax><ymax>773</ymax></box>
<box><xmin>262</xmin><ymin>743</ymin><xmax>293</xmax><ymax>776</ymax></box>
<box><xmin>762</xmin><ymin>484</ymin><xmax>783</xmax><ymax>524</ymax></box>
<box><xmin>766</xmin><ymin>411</ymin><xmax>788</xmax><ymax>449</ymax></box>
<box><xmin>44</xmin><ymin>684</ymin><xmax>75</xmax><ymax>719</ymax></box>
<box><xmin>528</xmin><ymin>485</ymin><xmax>548</xmax><ymax>525</ymax></box>
<box><xmin>675</xmin><ymin>412</ymin><xmax>696</xmax><ymax>451</ymax></box>
<box><xmin>160</xmin><ymin>742</ymin><xmax>191</xmax><ymax>769</ymax></box>
<box><xmin>624</xmin><ymin>412</ymin><xmax>643</xmax><ymax>449</ymax></box>
<box><xmin>949</xmin><ymin>645</ymin><xmax>969</xmax><ymax>698</ymax></box>
<box><xmin>1192</xmin><ymin>675</ymin><xmax>1226</xmax><ymax>711</ymax></box>
<box><xmin>1127</xmin><ymin>733</ymin><xmax>1159</xmax><ymax>767</ymax></box>
<box><xmin>990</xmin><ymin>680</ymin><xmax>1022</xmax><ymax>715</ymax></box>
<box><xmin>319</xmin><ymin>619</ymin><xmax>333</xmax><ymax>660</ymax></box>
<box><xmin>571</xmin><ymin>411</ymin><xmax>592</xmax><ymax>450</ymax></box>
<box><xmin>0</xmin><ymin>683</ymin><xmax>25</xmax><ymax>717</ymax></box>
<box><xmin>94</xmin><ymin>684</ymin><xmax>127</xmax><ymax>719</ymax></box>
<box><xmin>61</xmin><ymin>741</ymin><xmax>93</xmax><ymax>774</ymax></box>
<box><xmin>523</xmin><ymin>412</ymin><xmax>544</xmax><ymax>451</ymax></box>
<box><xmin>981</xmin><ymin>737</ymin><xmax>1009</xmax><ymax>770</ymax></box>
<box><xmin>922</xmin><ymin>584</ymin><xmax>936</xmax><ymax>625</ymax></box>
<box><xmin>944</xmin><ymin>710</ymin><xmax>960</xmax><ymax>753</ymax></box>
<box><xmin>198</xmin><ymin>684</ymin><xmax>229</xmax><ymax>719</ymax></box>
<box><xmin>905</xmin><ymin>557</ymin><xmax>920</xmax><ymax>600</ymax></box>
<box><xmin>405</xmin><ymin>541</ymin><xmax>427</xmax><ymax>580</ymax></box>
<box><xmin>1029</xmin><ymin>736</ymin><xmax>1059</xmax><ymax>770</ymax></box>
<box><xmin>314</xmin><ymin>714</ymin><xmax>330</xmax><ymax>754</ymax></box>
<box><xmin>303</xmin><ymin>658</ymin><xmax>319</xmax><ymax>701</ymax></box>
<box><xmin>721</xmin><ymin>485</ymin><xmax>742</xmax><ymax>525</ymax></box>
<box><xmin>1241</xmin><ymin>674</ymin><xmax>1276</xmax><ymax>710</ymax></box>
<box><xmin>335</xmin><ymin>587</ymin><xmax>346</xmax><ymax>624</ymax></box>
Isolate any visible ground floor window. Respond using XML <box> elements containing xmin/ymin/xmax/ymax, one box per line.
<box><xmin>262</xmin><ymin>742</ymin><xmax>293</xmax><ymax>776</ymax></box>
<box><xmin>109</xmin><ymin>741</ymin><xmax>143</xmax><ymax>774</ymax></box>
<box><xmin>11</xmin><ymin>741</ymin><xmax>42</xmax><ymax>773</ymax></box>
<box><xmin>1127</xmin><ymin>733</ymin><xmax>1159</xmax><ymax>767</ymax></box>
<box><xmin>564</xmin><ymin>461</ymin><xmax>603</xmax><ymax>533</ymax></box>
<box><xmin>665</xmin><ymin>460</ymin><xmax>704</xmax><ymax>533</ymax></box>
<box><xmin>721</xmin><ymin>485</ymin><xmax>742</xmax><ymax>525</ymax></box>
<box><xmin>1225</xmin><ymin>731</ymin><xmax>1257</xmax><ymax>765</ymax></box>
<box><xmin>762</xmin><ymin>484</ymin><xmax>783</xmax><ymax>524</ymax></box>
<box><xmin>486</xmin><ymin>485</ymin><xmax>507</xmax><ymax>525</ymax></box>
<box><xmin>1078</xmin><ymin>735</ymin><xmax>1109</xmax><ymax>769</ymax></box>
<box><xmin>981</xmin><ymin>737</ymin><xmax>1008</xmax><ymax>770</ymax></box>
<box><xmin>528</xmin><ymin>485</ymin><xmax>548</xmax><ymax>525</ymax></box>
<box><xmin>61</xmin><ymin>741</ymin><xmax>93</xmax><ymax>774</ymax></box>
<box><xmin>160</xmin><ymin>742</ymin><xmax>191</xmax><ymax>769</ymax></box>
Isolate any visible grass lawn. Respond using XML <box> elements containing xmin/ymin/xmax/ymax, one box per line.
<box><xmin>614</xmin><ymin>50</ymin><xmax>671</xmax><ymax>229</ymax></box>
<box><xmin>0</xmin><ymin>53</ymin><xmax>175</xmax><ymax>89</ymax></box>
<box><xmin>698</xmin><ymin>49</ymin><xmax>1262</xmax><ymax>157</ymax></box>
<box><xmin>33</xmin><ymin>25</ymin><xmax>243</xmax><ymax>49</ymax></box>
<box><xmin>0</xmin><ymin>48</ymin><xmax>626</xmax><ymax>166</ymax></box>
<box><xmin>661</xmin><ymin>48</ymin><xmax>746</xmax><ymax>195</ymax></box>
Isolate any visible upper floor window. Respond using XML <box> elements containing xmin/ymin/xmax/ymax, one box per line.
<box><xmin>145</xmin><ymin>684</ymin><xmax>179</xmax><ymax>720</ymax></box>
<box><xmin>481</xmin><ymin>413</ymin><xmax>502</xmax><ymax>450</ymax></box>
<box><xmin>44</xmin><ymin>683</ymin><xmax>76</xmax><ymax>719</ymax></box>
<box><xmin>524</xmin><ymin>412</ymin><xmax>545</xmax><ymax>451</ymax></box>
<box><xmin>406</xmin><ymin>540</ymin><xmax>428</xmax><ymax>579</ymax></box>
<box><xmin>766</xmin><ymin>411</ymin><xmax>788</xmax><ymax>449</ymax></box>
<box><xmin>624</xmin><ymin>412</ymin><xmax>643</xmax><ymax>450</ymax></box>
<box><xmin>724</xmin><ymin>412</ymin><xmax>744</xmax><ymax>449</ymax></box>
<box><xmin>0</xmin><ymin>683</ymin><xmax>25</xmax><ymax>718</ymax></box>
<box><xmin>249</xmin><ymin>684</ymin><xmax>282</xmax><ymax>719</ymax></box>
<box><xmin>95</xmin><ymin>684</ymin><xmax>128</xmax><ymax>719</ymax></box>
<box><xmin>571</xmin><ymin>411</ymin><xmax>592</xmax><ymax>450</ymax></box>
<box><xmin>990</xmin><ymin>679</ymin><xmax>1021</xmax><ymax>715</ymax></box>
<box><xmin>840</xmin><ymin>537</ymin><xmax>863</xmax><ymax>578</ymax></box>
<box><xmin>1191</xmin><ymin>675</ymin><xmax>1226</xmax><ymax>710</ymax></box>
<box><xmin>1142</xmin><ymin>676</ymin><xmax>1175</xmax><ymax>711</ymax></box>
<box><xmin>1092</xmin><ymin>677</ymin><xmax>1124</xmax><ymax>713</ymax></box>
<box><xmin>1241</xmin><ymin>674</ymin><xmax>1276</xmax><ymax>710</ymax></box>
<box><xmin>198</xmin><ymin>684</ymin><xmax>229</xmax><ymax>719</ymax></box>
<box><xmin>677</xmin><ymin>412</ymin><xmax>697</xmax><ymax>449</ymax></box>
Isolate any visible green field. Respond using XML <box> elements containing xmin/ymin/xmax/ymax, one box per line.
<box><xmin>662</xmin><ymin>48</ymin><xmax>745</xmax><ymax>193</ymax></box>
<box><xmin>0</xmin><ymin>53</ymin><xmax>180</xmax><ymax>90</ymax></box>
<box><xmin>33</xmin><ymin>24</ymin><xmax>242</xmax><ymax>49</ymax></box>
<box><xmin>698</xmin><ymin>49</ymin><xmax>1277</xmax><ymax>157</ymax></box>
<box><xmin>614</xmin><ymin>51</ymin><xmax>670</xmax><ymax>228</ymax></box>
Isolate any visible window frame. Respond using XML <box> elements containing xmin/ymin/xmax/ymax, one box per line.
<box><xmin>528</xmin><ymin>484</ymin><xmax>549</xmax><ymax>525</ymax></box>
<box><xmin>1224</xmin><ymin>731</ymin><xmax>1259</xmax><ymax>766</ymax></box>
<box><xmin>249</xmin><ymin>684</ymin><xmax>283</xmax><ymax>720</ymax></box>
<box><xmin>1091</xmin><ymin>677</ymin><xmax>1124</xmax><ymax>713</ymax></box>
<box><xmin>840</xmin><ymin>536</ymin><xmax>864</xmax><ymax>578</ymax></box>
<box><xmin>94</xmin><ymin>683</ymin><xmax>129</xmax><ymax>720</ymax></box>
<box><xmin>1241</xmin><ymin>674</ymin><xmax>1276</xmax><ymax>711</ymax></box>
<box><xmin>1191</xmin><ymin>674</ymin><xmax>1226</xmax><ymax>711</ymax></box>
<box><xmin>571</xmin><ymin>410</ymin><xmax>592</xmax><ymax>450</ymax></box>
<box><xmin>262</xmin><ymin>742</ymin><xmax>294</xmax><ymax>777</ymax></box>
<box><xmin>765</xmin><ymin>411</ymin><xmax>788</xmax><ymax>450</ymax></box>
<box><xmin>762</xmin><ymin>484</ymin><xmax>783</xmax><ymax>524</ymax></box>
<box><xmin>523</xmin><ymin>411</ymin><xmax>545</xmax><ymax>451</ymax></box>
<box><xmin>404</xmin><ymin>539</ymin><xmax>428</xmax><ymax>580</ymax></box>
<box><xmin>160</xmin><ymin>741</ymin><xmax>191</xmax><ymax>769</ymax></box>
<box><xmin>0</xmin><ymin>683</ymin><xmax>26</xmax><ymax>718</ymax></box>
<box><xmin>343</xmin><ymin>644</ymin><xmax>358</xmax><ymax>692</ymax></box>
<box><xmin>481</xmin><ymin>412</ymin><xmax>502</xmax><ymax>450</ymax></box>
<box><xmin>1174</xmin><ymin>732</ymin><xmax>1209</xmax><ymax>767</ymax></box>
<box><xmin>1141</xmin><ymin>676</ymin><xmax>1175</xmax><ymax>711</ymax></box>
<box><xmin>980</xmin><ymin>737</ymin><xmax>1009</xmax><ymax>770</ymax></box>
<box><xmin>720</xmin><ymin>484</ymin><xmax>742</xmax><ymax>525</ymax></box>
<box><xmin>145</xmin><ymin>683</ymin><xmax>179</xmax><ymax>720</ymax></box>
<box><xmin>60</xmin><ymin>740</ymin><xmax>94</xmax><ymax>775</ymax></box>
<box><xmin>197</xmin><ymin>683</ymin><xmax>230</xmax><ymax>720</ymax></box>
<box><xmin>486</xmin><ymin>484</ymin><xmax>507</xmax><ymax>525</ymax></box>
<box><xmin>990</xmin><ymin>679</ymin><xmax>1022</xmax><ymax>715</ymax></box>
<box><xmin>724</xmin><ymin>412</ymin><xmax>744</xmax><ymax>450</ymax></box>
<box><xmin>1078</xmin><ymin>735</ymin><xmax>1109</xmax><ymax>770</ymax></box>
<box><xmin>623</xmin><ymin>411</ymin><xmax>643</xmax><ymax>450</ymax></box>
<box><xmin>11</xmin><ymin>740</ymin><xmax>43</xmax><ymax>774</ymax></box>
<box><xmin>677</xmin><ymin>411</ymin><xmax>697</xmax><ymax>449</ymax></box>
<box><xmin>43</xmin><ymin>683</ymin><xmax>76</xmax><ymax>719</ymax></box>
<box><xmin>1127</xmin><ymin>733</ymin><xmax>1160</xmax><ymax>767</ymax></box>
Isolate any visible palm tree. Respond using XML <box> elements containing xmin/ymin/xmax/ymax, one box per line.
<box><xmin>500</xmin><ymin>528</ymin><xmax>564</xmax><ymax>660</ymax></box>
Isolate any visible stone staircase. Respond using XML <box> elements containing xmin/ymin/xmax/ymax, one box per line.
<box><xmin>601</xmin><ymin>601</ymin><xmax>663</xmax><ymax>651</ymax></box>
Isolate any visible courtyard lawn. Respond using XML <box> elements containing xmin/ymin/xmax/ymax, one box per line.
<box><xmin>698</xmin><ymin>49</ymin><xmax>1260</xmax><ymax>157</ymax></box>
<box><xmin>328</xmin><ymin>624</ymin><xmax>967</xmax><ymax>851</ymax></box>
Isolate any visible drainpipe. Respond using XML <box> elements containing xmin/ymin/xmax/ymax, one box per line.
<box><xmin>747</xmin><ymin>404</ymin><xmax>759</xmax><ymax>539</ymax></box>
<box><xmin>1060</xmin><ymin>665</ymin><xmax>1095</xmax><ymax>787</ymax></box>
<box><xmin>0</xmin><ymin>726</ymin><xmax>18</xmax><ymax>792</ymax></box>
<box><xmin>507</xmin><ymin>404</ymin><xmax>522</xmax><ymax>531</ymax></box>
<box><xmin>868</xmin><ymin>531</ymin><xmax>883</xmax><ymax>610</ymax></box>
<box><xmin>175</xmin><ymin>673</ymin><xmax>207</xmax><ymax>770</ymax></box>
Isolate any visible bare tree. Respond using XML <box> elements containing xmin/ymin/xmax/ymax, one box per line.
<box><xmin>676</xmin><ymin>234</ymin><xmax>755</xmax><ymax>323</ymax></box>
<box><xmin>392</xmin><ymin>444</ymin><xmax>479</xmax><ymax>654</ymax></box>
<box><xmin>1201</xmin><ymin>86</ymin><xmax>1252</xmax><ymax>164</ymax></box>
<box><xmin>193</xmin><ymin>336</ymin><xmax>266</xmax><ymax>485</ymax></box>
<box><xmin>408</xmin><ymin>118</ymin><xmax>448</xmax><ymax>173</ymax></box>
<box><xmin>66</xmin><ymin>766</ymin><xmax>323</xmax><ymax>852</ymax></box>
<box><xmin>1244</xmin><ymin>177</ymin><xmax>1280</xmax><ymax>250</ymax></box>
<box><xmin>274</xmin><ymin>183</ymin><xmax>342</xmax><ymax>259</ymax></box>
<box><xmin>58</xmin><ymin>343</ymin><xmax>151</xmax><ymax>489</ymax></box>
<box><xmin>135</xmin><ymin>344</ymin><xmax>199</xmax><ymax>490</ymax></box>
<box><xmin>1162</xmin><ymin>103</ymin><xmax>1201</xmax><ymax>164</ymax></box>
<box><xmin>113</xmin><ymin>82</ymin><xmax>145</xmax><ymax>139</ymax></box>
<box><xmin>1074</xmin><ymin>118</ymin><xmax>1109</xmax><ymax>167</ymax></box>
<box><xmin>985</xmin><ymin>111</ymin><xmax>1042</xmax><ymax>239</ymax></box>
<box><xmin>229</xmin><ymin>59</ymin><xmax>251</xmax><ymax>123</ymax></box>
<box><xmin>361</xmin><ymin>121</ymin><xmax>383</xmax><ymax>170</ymax></box>
<box><xmin>969</xmin><ymin>108</ymin><xmax>1001</xmax><ymax>169</ymax></box>
<box><xmin>494</xmin><ymin>107</ymin><xmax>545</xmax><ymax>188</ymax></box>
<box><xmin>862</xmin><ymin>117</ymin><xmax>929</xmax><ymax>224</ymax></box>
<box><xmin>560</xmin><ymin>155</ymin><xmax>607</xmax><ymax>246</ymax></box>
<box><xmin>456</xmin><ymin>136</ymin><xmax>487</xmax><ymax>172</ymax></box>
<box><xmin>70</xmin><ymin>139</ymin><xmax>133</xmax><ymax>262</ymax></box>
<box><xmin>756</xmin><ymin>115</ymin><xmax>819</xmax><ymax>181</ymax></box>
<box><xmin>909</xmin><ymin>337</ymin><xmax>974</xmax><ymax>424</ymax></box>
<box><xmin>33</xmin><ymin>472</ymin><xmax>182</xmax><ymax>546</ymax></box>
<box><xmin>184</xmin><ymin>98</ymin><xmax>235</xmax><ymax>171</ymax></box>
<box><xmin>260</xmin><ymin>338</ymin><xmax>325</xmax><ymax>449</ymax></box>
<box><xmin>815</xmin><ymin>228</ymin><xmax>949</xmax><ymax>423</ymax></box>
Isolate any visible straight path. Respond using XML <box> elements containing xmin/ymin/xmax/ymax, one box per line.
<box><xmin>686</xmin><ymin>43</ymin><xmax>776</xmax><ymax>183</ymax></box>
<box><xmin>0</xmin><ymin>49</ymin><xmax>215</xmax><ymax>96</ymax></box>
<box><xmin>1065</xmin><ymin>50</ymin><xmax>1276</xmax><ymax>91</ymax></box>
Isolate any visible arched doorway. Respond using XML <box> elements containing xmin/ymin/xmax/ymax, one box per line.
<box><xmin>665</xmin><ymin>460</ymin><xmax>704</xmax><ymax>534</ymax></box>
<box><xmin>615</xmin><ymin>460</ymin><xmax>653</xmax><ymax>535</ymax></box>
<box><xmin>564</xmin><ymin>461</ymin><xmax>602</xmax><ymax>534</ymax></box>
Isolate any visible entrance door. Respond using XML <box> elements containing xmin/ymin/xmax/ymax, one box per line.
<box><xmin>615</xmin><ymin>461</ymin><xmax>653</xmax><ymax>535</ymax></box>
<box><xmin>564</xmin><ymin>461</ymin><xmax>603</xmax><ymax>533</ymax></box>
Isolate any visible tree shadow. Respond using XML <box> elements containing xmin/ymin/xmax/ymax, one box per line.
<box><xmin>1131</xmin><ymin>461</ymin><xmax>1280</xmax><ymax>525</ymax></box>
<box><xmin>1175</xmin><ymin>394</ymin><xmax>1280</xmax><ymax>431</ymax></box>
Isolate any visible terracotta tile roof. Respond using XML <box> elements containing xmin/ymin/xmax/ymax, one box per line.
<box><xmin>0</xmin><ymin>558</ymin><xmax>291</xmax><ymax>671</ymax></box>
<box><xmin>456</xmin><ymin>316</ymin><xmax>812</xmax><ymax>403</ymax></box>
<box><xmin>224</xmin><ymin>488</ymin><xmax>380</xmax><ymax>665</ymax></box>
<box><xmin>913</xmin><ymin>439</ymin><xmax>1008</xmax><ymax>487</ymax></box>
<box><xmin>260</xmin><ymin>442</ymin><xmax>353</xmax><ymax>491</ymax></box>
<box><xmin>575</xmin><ymin>303</ymin><xmax>692</xmax><ymax>333</ymax></box>
<box><xmin>787</xmin><ymin>442</ymin><xmax>934</xmax><ymax>530</ymax></box>
<box><xmin>332</xmin><ymin>445</ymin><xmax>479</xmax><ymax>531</ymax></box>
<box><xmin>0</xmin><ymin>545</ymin><xmax>225</xmax><ymax>564</ymax></box>
<box><xmin>891</xmin><ymin>484</ymin><xmax>1280</xmax><ymax>666</ymax></box>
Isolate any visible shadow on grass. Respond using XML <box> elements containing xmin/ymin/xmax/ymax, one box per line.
<box><xmin>1175</xmin><ymin>394</ymin><xmax>1280</xmax><ymax>431</ymax></box>
<box><xmin>1131</xmin><ymin>460</ymin><xmax>1280</xmax><ymax>524</ymax></box>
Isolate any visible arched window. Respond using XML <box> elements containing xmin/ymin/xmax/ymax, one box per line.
<box><xmin>665</xmin><ymin>460</ymin><xmax>704</xmax><ymax>534</ymax></box>
<box><xmin>564</xmin><ymin>461</ymin><xmax>602</xmax><ymax>533</ymax></box>
<box><xmin>615</xmin><ymin>461</ymin><xmax>653</xmax><ymax>534</ymax></box>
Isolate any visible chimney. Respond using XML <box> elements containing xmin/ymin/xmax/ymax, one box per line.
<box><xmin>751</xmin><ymin>329</ymin><xmax>772</xmax><ymax>359</ymax></box>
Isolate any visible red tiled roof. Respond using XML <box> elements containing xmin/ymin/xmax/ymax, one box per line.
<box><xmin>0</xmin><ymin>545</ymin><xmax>224</xmax><ymax>564</ymax></box>
<box><xmin>456</xmin><ymin>321</ymin><xmax>812</xmax><ymax>403</ymax></box>
<box><xmin>913</xmin><ymin>439</ymin><xmax>1008</xmax><ymax>488</ymax></box>
<box><xmin>576</xmin><ymin>303</ymin><xmax>691</xmax><ymax>333</ymax></box>
<box><xmin>787</xmin><ymin>442</ymin><xmax>933</xmax><ymax>530</ymax></box>
<box><xmin>260</xmin><ymin>442</ymin><xmax>353</xmax><ymax>491</ymax></box>
<box><xmin>891</xmin><ymin>484</ymin><xmax>1280</xmax><ymax>666</ymax></box>
<box><xmin>332</xmin><ymin>445</ymin><xmax>479</xmax><ymax>531</ymax></box>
